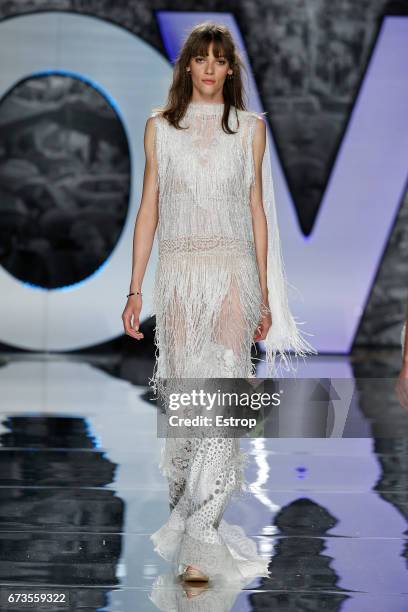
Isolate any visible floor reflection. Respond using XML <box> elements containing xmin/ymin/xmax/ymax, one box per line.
<box><xmin>374</xmin><ymin>436</ymin><xmax>408</xmax><ymax>574</ymax></box>
<box><xmin>149</xmin><ymin>572</ymin><xmax>246</xmax><ymax>611</ymax></box>
<box><xmin>0</xmin><ymin>354</ymin><xmax>407</xmax><ymax>611</ymax></box>
<box><xmin>250</xmin><ymin>499</ymin><xmax>350</xmax><ymax>610</ymax></box>
<box><xmin>0</xmin><ymin>410</ymin><xmax>124</xmax><ymax>611</ymax></box>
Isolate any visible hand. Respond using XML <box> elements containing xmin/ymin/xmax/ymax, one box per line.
<box><xmin>253</xmin><ymin>302</ymin><xmax>272</xmax><ymax>342</ymax></box>
<box><xmin>122</xmin><ymin>294</ymin><xmax>144</xmax><ymax>340</ymax></box>
<box><xmin>395</xmin><ymin>366</ymin><xmax>408</xmax><ymax>411</ymax></box>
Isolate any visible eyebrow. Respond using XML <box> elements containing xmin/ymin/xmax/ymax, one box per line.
<box><xmin>197</xmin><ymin>54</ymin><xmax>226</xmax><ymax>58</ymax></box>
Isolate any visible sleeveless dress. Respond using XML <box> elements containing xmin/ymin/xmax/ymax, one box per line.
<box><xmin>148</xmin><ymin>100</ymin><xmax>311</xmax><ymax>583</ymax></box>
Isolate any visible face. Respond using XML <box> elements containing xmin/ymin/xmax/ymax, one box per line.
<box><xmin>187</xmin><ymin>41</ymin><xmax>233</xmax><ymax>100</ymax></box>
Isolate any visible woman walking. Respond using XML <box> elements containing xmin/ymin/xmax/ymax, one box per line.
<box><xmin>122</xmin><ymin>22</ymin><xmax>316</xmax><ymax>584</ymax></box>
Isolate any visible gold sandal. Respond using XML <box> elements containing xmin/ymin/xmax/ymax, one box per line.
<box><xmin>180</xmin><ymin>565</ymin><xmax>209</xmax><ymax>582</ymax></box>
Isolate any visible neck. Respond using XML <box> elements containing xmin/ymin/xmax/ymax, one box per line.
<box><xmin>189</xmin><ymin>100</ymin><xmax>224</xmax><ymax>106</ymax></box>
<box><xmin>186</xmin><ymin>99</ymin><xmax>227</xmax><ymax>116</ymax></box>
<box><xmin>190</xmin><ymin>97</ymin><xmax>224</xmax><ymax>104</ymax></box>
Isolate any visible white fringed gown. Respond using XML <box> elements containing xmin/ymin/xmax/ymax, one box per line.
<box><xmin>148</xmin><ymin>100</ymin><xmax>314</xmax><ymax>582</ymax></box>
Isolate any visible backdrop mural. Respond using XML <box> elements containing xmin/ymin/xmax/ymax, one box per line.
<box><xmin>0</xmin><ymin>1</ymin><xmax>407</xmax><ymax>354</ymax></box>
<box><xmin>0</xmin><ymin>72</ymin><xmax>131</xmax><ymax>289</ymax></box>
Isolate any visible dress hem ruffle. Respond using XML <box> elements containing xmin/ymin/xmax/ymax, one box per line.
<box><xmin>150</xmin><ymin>518</ymin><xmax>270</xmax><ymax>583</ymax></box>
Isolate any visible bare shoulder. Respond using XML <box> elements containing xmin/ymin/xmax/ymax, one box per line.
<box><xmin>144</xmin><ymin>115</ymin><xmax>158</xmax><ymax>158</ymax></box>
<box><xmin>247</xmin><ymin>111</ymin><xmax>266</xmax><ymax>160</ymax></box>
<box><xmin>146</xmin><ymin>109</ymin><xmax>166</xmax><ymax>132</ymax></box>
<box><xmin>239</xmin><ymin>110</ymin><xmax>266</xmax><ymax>141</ymax></box>
<box><xmin>255</xmin><ymin>117</ymin><xmax>266</xmax><ymax>145</ymax></box>
<box><xmin>145</xmin><ymin>115</ymin><xmax>156</xmax><ymax>138</ymax></box>
<box><xmin>147</xmin><ymin>109</ymin><xmax>162</xmax><ymax>124</ymax></box>
<box><xmin>247</xmin><ymin>110</ymin><xmax>266</xmax><ymax>138</ymax></box>
<box><xmin>146</xmin><ymin>109</ymin><xmax>162</xmax><ymax>127</ymax></box>
<box><xmin>145</xmin><ymin>115</ymin><xmax>155</xmax><ymax>130</ymax></box>
<box><xmin>241</xmin><ymin>108</ymin><xmax>265</xmax><ymax>122</ymax></box>
<box><xmin>249</xmin><ymin>111</ymin><xmax>266</xmax><ymax>130</ymax></box>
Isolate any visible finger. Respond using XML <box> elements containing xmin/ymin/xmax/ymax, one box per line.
<box><xmin>126</xmin><ymin>329</ymin><xmax>144</xmax><ymax>340</ymax></box>
<box><xmin>258</xmin><ymin>328</ymin><xmax>268</xmax><ymax>340</ymax></box>
<box><xmin>123</xmin><ymin>316</ymin><xmax>135</xmax><ymax>336</ymax></box>
<box><xmin>253</xmin><ymin>325</ymin><xmax>262</xmax><ymax>341</ymax></box>
<box><xmin>131</xmin><ymin>315</ymin><xmax>144</xmax><ymax>339</ymax></box>
<box><xmin>126</xmin><ymin>328</ymin><xmax>140</xmax><ymax>338</ymax></box>
<box><xmin>124</xmin><ymin>318</ymin><xmax>141</xmax><ymax>338</ymax></box>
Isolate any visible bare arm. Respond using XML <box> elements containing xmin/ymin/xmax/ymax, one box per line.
<box><xmin>122</xmin><ymin>116</ymin><xmax>159</xmax><ymax>340</ymax></box>
<box><xmin>250</xmin><ymin>116</ymin><xmax>272</xmax><ymax>342</ymax></box>
<box><xmin>129</xmin><ymin>116</ymin><xmax>159</xmax><ymax>293</ymax></box>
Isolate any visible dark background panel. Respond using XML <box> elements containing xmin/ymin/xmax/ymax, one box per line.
<box><xmin>0</xmin><ymin>0</ymin><xmax>406</xmax><ymax>349</ymax></box>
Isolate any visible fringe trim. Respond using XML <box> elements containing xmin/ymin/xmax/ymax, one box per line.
<box><xmin>247</xmin><ymin>112</ymin><xmax>318</xmax><ymax>376</ymax></box>
<box><xmin>148</xmin><ymin>107</ymin><xmax>318</xmax><ymax>386</ymax></box>
<box><xmin>148</xmin><ymin>250</ymin><xmax>262</xmax><ymax>402</ymax></box>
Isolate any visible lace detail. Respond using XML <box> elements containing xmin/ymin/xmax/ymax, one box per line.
<box><xmin>159</xmin><ymin>236</ymin><xmax>255</xmax><ymax>256</ymax></box>
<box><xmin>151</xmin><ymin>430</ymin><xmax>271</xmax><ymax>584</ymax></box>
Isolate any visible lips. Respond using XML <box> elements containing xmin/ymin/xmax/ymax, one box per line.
<box><xmin>202</xmin><ymin>80</ymin><xmax>215</xmax><ymax>84</ymax></box>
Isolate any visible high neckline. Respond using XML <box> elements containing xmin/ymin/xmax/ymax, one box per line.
<box><xmin>185</xmin><ymin>101</ymin><xmax>226</xmax><ymax>116</ymax></box>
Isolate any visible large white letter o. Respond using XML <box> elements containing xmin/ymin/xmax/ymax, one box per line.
<box><xmin>0</xmin><ymin>12</ymin><xmax>171</xmax><ymax>350</ymax></box>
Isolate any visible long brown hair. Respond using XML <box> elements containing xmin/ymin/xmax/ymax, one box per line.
<box><xmin>154</xmin><ymin>22</ymin><xmax>248</xmax><ymax>134</ymax></box>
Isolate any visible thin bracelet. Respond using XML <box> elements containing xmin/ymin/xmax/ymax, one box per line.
<box><xmin>127</xmin><ymin>291</ymin><xmax>142</xmax><ymax>297</ymax></box>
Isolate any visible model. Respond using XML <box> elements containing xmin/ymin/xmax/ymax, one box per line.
<box><xmin>122</xmin><ymin>22</ymin><xmax>316</xmax><ymax>584</ymax></box>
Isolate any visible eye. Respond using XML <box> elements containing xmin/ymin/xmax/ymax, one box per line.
<box><xmin>217</xmin><ymin>60</ymin><xmax>226</xmax><ymax>65</ymax></box>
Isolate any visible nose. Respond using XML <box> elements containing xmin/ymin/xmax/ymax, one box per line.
<box><xmin>204</xmin><ymin>61</ymin><xmax>215</xmax><ymax>74</ymax></box>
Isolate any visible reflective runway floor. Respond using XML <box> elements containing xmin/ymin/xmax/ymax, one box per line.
<box><xmin>0</xmin><ymin>352</ymin><xmax>407</xmax><ymax>611</ymax></box>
